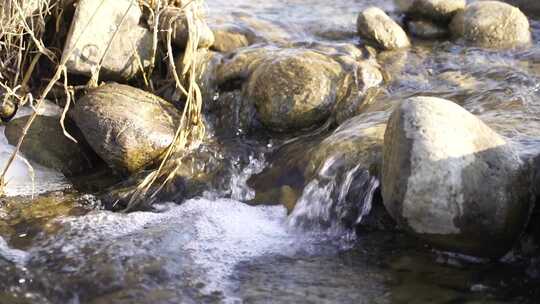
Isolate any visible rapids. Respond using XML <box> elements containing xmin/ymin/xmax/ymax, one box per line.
<box><xmin>1</xmin><ymin>0</ymin><xmax>540</xmax><ymax>303</ymax></box>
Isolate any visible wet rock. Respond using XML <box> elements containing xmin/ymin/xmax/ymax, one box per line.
<box><xmin>0</xmin><ymin>98</ymin><xmax>17</xmax><ymax>122</ymax></box>
<box><xmin>382</xmin><ymin>96</ymin><xmax>532</xmax><ymax>258</ymax></box>
<box><xmin>160</xmin><ymin>7</ymin><xmax>214</xmax><ymax>49</ymax></box>
<box><xmin>71</xmin><ymin>83</ymin><xmax>179</xmax><ymax>174</ymax></box>
<box><xmin>5</xmin><ymin>116</ymin><xmax>95</xmax><ymax>177</ymax></box>
<box><xmin>407</xmin><ymin>19</ymin><xmax>449</xmax><ymax>39</ymax></box>
<box><xmin>175</xmin><ymin>49</ymin><xmax>223</xmax><ymax>104</ymax></box>
<box><xmin>210</xmin><ymin>24</ymin><xmax>254</xmax><ymax>53</ymax></box>
<box><xmin>62</xmin><ymin>0</ymin><xmax>152</xmax><ymax>80</ymax></box>
<box><xmin>245</xmin><ymin>50</ymin><xmax>344</xmax><ymax>132</ymax></box>
<box><xmin>332</xmin><ymin>61</ymin><xmax>384</xmax><ymax>125</ymax></box>
<box><xmin>305</xmin><ymin>114</ymin><xmax>386</xmax><ymax>181</ymax></box>
<box><xmin>450</xmin><ymin>1</ymin><xmax>531</xmax><ymax>49</ymax></box>
<box><xmin>357</xmin><ymin>7</ymin><xmax>410</xmax><ymax>50</ymax></box>
<box><xmin>408</xmin><ymin>0</ymin><xmax>466</xmax><ymax>22</ymax></box>
<box><xmin>289</xmin><ymin>113</ymin><xmax>387</xmax><ymax>228</ymax></box>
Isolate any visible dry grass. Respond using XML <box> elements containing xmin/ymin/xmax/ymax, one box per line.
<box><xmin>0</xmin><ymin>0</ymin><xmax>208</xmax><ymax>208</ymax></box>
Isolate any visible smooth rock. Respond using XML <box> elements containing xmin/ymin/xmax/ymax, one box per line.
<box><xmin>62</xmin><ymin>0</ymin><xmax>152</xmax><ymax>80</ymax></box>
<box><xmin>450</xmin><ymin>1</ymin><xmax>531</xmax><ymax>49</ymax></box>
<box><xmin>382</xmin><ymin>96</ymin><xmax>531</xmax><ymax>258</ymax></box>
<box><xmin>159</xmin><ymin>7</ymin><xmax>214</xmax><ymax>49</ymax></box>
<box><xmin>246</xmin><ymin>50</ymin><xmax>344</xmax><ymax>132</ymax></box>
<box><xmin>210</xmin><ymin>23</ymin><xmax>253</xmax><ymax>53</ymax></box>
<box><xmin>71</xmin><ymin>83</ymin><xmax>179</xmax><ymax>174</ymax></box>
<box><xmin>357</xmin><ymin>7</ymin><xmax>410</xmax><ymax>50</ymax></box>
<box><xmin>5</xmin><ymin>116</ymin><xmax>95</xmax><ymax>176</ymax></box>
<box><xmin>0</xmin><ymin>98</ymin><xmax>17</xmax><ymax>122</ymax></box>
<box><xmin>332</xmin><ymin>61</ymin><xmax>384</xmax><ymax>125</ymax></box>
<box><xmin>408</xmin><ymin>0</ymin><xmax>466</xmax><ymax>21</ymax></box>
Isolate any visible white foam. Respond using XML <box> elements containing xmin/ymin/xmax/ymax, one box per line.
<box><xmin>0</xmin><ymin>236</ymin><xmax>29</xmax><ymax>265</ymax></box>
<box><xmin>32</xmin><ymin>198</ymin><xmax>347</xmax><ymax>302</ymax></box>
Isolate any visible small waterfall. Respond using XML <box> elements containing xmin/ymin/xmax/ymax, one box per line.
<box><xmin>288</xmin><ymin>154</ymin><xmax>380</xmax><ymax>234</ymax></box>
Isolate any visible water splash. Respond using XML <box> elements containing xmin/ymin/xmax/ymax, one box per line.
<box><xmin>0</xmin><ymin>236</ymin><xmax>28</xmax><ymax>265</ymax></box>
<box><xmin>288</xmin><ymin>154</ymin><xmax>380</xmax><ymax>235</ymax></box>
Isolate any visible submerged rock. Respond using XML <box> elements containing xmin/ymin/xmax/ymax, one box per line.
<box><xmin>290</xmin><ymin>113</ymin><xmax>389</xmax><ymax>229</ymax></box>
<box><xmin>407</xmin><ymin>19</ymin><xmax>449</xmax><ymax>39</ymax></box>
<box><xmin>246</xmin><ymin>50</ymin><xmax>344</xmax><ymax>132</ymax></box>
<box><xmin>71</xmin><ymin>83</ymin><xmax>179</xmax><ymax>174</ymax></box>
<box><xmin>450</xmin><ymin>1</ymin><xmax>531</xmax><ymax>49</ymax></box>
<box><xmin>62</xmin><ymin>0</ymin><xmax>152</xmax><ymax>80</ymax></box>
<box><xmin>5</xmin><ymin>116</ymin><xmax>95</xmax><ymax>177</ymax></box>
<box><xmin>160</xmin><ymin>7</ymin><xmax>214</xmax><ymax>49</ymax></box>
<box><xmin>357</xmin><ymin>7</ymin><xmax>410</xmax><ymax>50</ymax></box>
<box><xmin>382</xmin><ymin>96</ymin><xmax>531</xmax><ymax>258</ymax></box>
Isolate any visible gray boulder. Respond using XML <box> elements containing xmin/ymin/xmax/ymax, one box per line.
<box><xmin>5</xmin><ymin>116</ymin><xmax>94</xmax><ymax>177</ymax></box>
<box><xmin>62</xmin><ymin>0</ymin><xmax>152</xmax><ymax>80</ymax></box>
<box><xmin>71</xmin><ymin>83</ymin><xmax>179</xmax><ymax>174</ymax></box>
<box><xmin>245</xmin><ymin>50</ymin><xmax>344</xmax><ymax>132</ymax></box>
<box><xmin>382</xmin><ymin>96</ymin><xmax>532</xmax><ymax>258</ymax></box>
<box><xmin>357</xmin><ymin>7</ymin><xmax>410</xmax><ymax>50</ymax></box>
<box><xmin>450</xmin><ymin>1</ymin><xmax>531</xmax><ymax>48</ymax></box>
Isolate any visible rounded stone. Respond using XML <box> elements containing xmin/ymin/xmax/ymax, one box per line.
<box><xmin>357</xmin><ymin>7</ymin><xmax>410</xmax><ymax>50</ymax></box>
<box><xmin>71</xmin><ymin>83</ymin><xmax>180</xmax><ymax>174</ymax></box>
<box><xmin>450</xmin><ymin>1</ymin><xmax>531</xmax><ymax>49</ymax></box>
<box><xmin>409</xmin><ymin>0</ymin><xmax>466</xmax><ymax>21</ymax></box>
<box><xmin>382</xmin><ymin>96</ymin><xmax>532</xmax><ymax>258</ymax></box>
<box><xmin>246</xmin><ymin>50</ymin><xmax>343</xmax><ymax>132</ymax></box>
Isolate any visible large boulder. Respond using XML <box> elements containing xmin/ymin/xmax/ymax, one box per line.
<box><xmin>357</xmin><ymin>7</ymin><xmax>410</xmax><ymax>50</ymax></box>
<box><xmin>450</xmin><ymin>1</ymin><xmax>531</xmax><ymax>49</ymax></box>
<box><xmin>5</xmin><ymin>116</ymin><xmax>95</xmax><ymax>177</ymax></box>
<box><xmin>71</xmin><ymin>83</ymin><xmax>179</xmax><ymax>174</ymax></box>
<box><xmin>382</xmin><ymin>96</ymin><xmax>532</xmax><ymax>258</ymax></box>
<box><xmin>62</xmin><ymin>0</ymin><xmax>152</xmax><ymax>80</ymax></box>
<box><xmin>245</xmin><ymin>50</ymin><xmax>344</xmax><ymax>132</ymax></box>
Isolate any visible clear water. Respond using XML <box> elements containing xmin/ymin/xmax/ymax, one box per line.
<box><xmin>1</xmin><ymin>0</ymin><xmax>540</xmax><ymax>303</ymax></box>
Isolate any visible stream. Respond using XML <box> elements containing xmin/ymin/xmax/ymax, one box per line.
<box><xmin>1</xmin><ymin>0</ymin><xmax>540</xmax><ymax>303</ymax></box>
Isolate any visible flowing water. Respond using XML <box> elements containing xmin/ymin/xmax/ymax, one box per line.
<box><xmin>2</xmin><ymin>0</ymin><xmax>540</xmax><ymax>303</ymax></box>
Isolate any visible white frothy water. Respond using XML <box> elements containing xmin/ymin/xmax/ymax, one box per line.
<box><xmin>25</xmin><ymin>198</ymin><xmax>347</xmax><ymax>302</ymax></box>
<box><xmin>0</xmin><ymin>126</ymin><xmax>69</xmax><ymax>196</ymax></box>
<box><xmin>0</xmin><ymin>236</ymin><xmax>29</xmax><ymax>265</ymax></box>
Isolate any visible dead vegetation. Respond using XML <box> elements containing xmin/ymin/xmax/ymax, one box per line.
<box><xmin>0</xmin><ymin>0</ymin><xmax>208</xmax><ymax>210</ymax></box>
